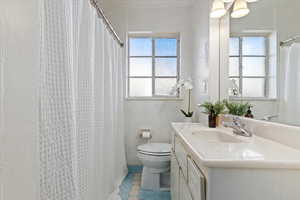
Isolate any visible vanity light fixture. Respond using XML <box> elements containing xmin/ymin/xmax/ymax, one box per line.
<box><xmin>231</xmin><ymin>0</ymin><xmax>250</xmax><ymax>18</ymax></box>
<box><xmin>210</xmin><ymin>0</ymin><xmax>227</xmax><ymax>18</ymax></box>
<box><xmin>210</xmin><ymin>0</ymin><xmax>259</xmax><ymax>19</ymax></box>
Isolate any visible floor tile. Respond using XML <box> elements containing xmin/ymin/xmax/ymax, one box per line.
<box><xmin>118</xmin><ymin>166</ymin><xmax>171</xmax><ymax>200</ymax></box>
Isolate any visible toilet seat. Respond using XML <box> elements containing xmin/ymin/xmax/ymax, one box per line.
<box><xmin>137</xmin><ymin>143</ymin><xmax>171</xmax><ymax>156</ymax></box>
<box><xmin>138</xmin><ymin>151</ymin><xmax>170</xmax><ymax>156</ymax></box>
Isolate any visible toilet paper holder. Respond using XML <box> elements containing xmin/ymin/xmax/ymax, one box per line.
<box><xmin>139</xmin><ymin>129</ymin><xmax>152</xmax><ymax>139</ymax></box>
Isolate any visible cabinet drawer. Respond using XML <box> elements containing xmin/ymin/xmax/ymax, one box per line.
<box><xmin>171</xmin><ymin>153</ymin><xmax>180</xmax><ymax>200</ymax></box>
<box><xmin>187</xmin><ymin>157</ymin><xmax>206</xmax><ymax>200</ymax></box>
<box><xmin>174</xmin><ymin>136</ymin><xmax>188</xmax><ymax>179</ymax></box>
<box><xmin>180</xmin><ymin>169</ymin><xmax>193</xmax><ymax>200</ymax></box>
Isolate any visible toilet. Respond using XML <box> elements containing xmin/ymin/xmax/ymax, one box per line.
<box><xmin>137</xmin><ymin>143</ymin><xmax>171</xmax><ymax>191</ymax></box>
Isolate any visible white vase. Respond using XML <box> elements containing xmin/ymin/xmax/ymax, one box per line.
<box><xmin>184</xmin><ymin>117</ymin><xmax>193</xmax><ymax>123</ymax></box>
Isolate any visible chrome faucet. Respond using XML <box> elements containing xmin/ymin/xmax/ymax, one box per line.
<box><xmin>223</xmin><ymin>116</ymin><xmax>253</xmax><ymax>137</ymax></box>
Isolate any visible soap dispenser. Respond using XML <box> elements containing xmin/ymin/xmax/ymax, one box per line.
<box><xmin>245</xmin><ymin>106</ymin><xmax>254</xmax><ymax>118</ymax></box>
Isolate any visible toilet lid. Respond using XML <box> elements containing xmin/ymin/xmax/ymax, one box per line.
<box><xmin>137</xmin><ymin>143</ymin><xmax>171</xmax><ymax>155</ymax></box>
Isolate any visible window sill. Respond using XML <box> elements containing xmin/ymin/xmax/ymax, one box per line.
<box><xmin>229</xmin><ymin>97</ymin><xmax>278</xmax><ymax>102</ymax></box>
<box><xmin>125</xmin><ymin>97</ymin><xmax>184</xmax><ymax>101</ymax></box>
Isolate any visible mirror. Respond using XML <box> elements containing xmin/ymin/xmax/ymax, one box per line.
<box><xmin>226</xmin><ymin>0</ymin><xmax>300</xmax><ymax>126</ymax></box>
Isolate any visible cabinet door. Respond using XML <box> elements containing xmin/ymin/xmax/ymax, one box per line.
<box><xmin>180</xmin><ymin>169</ymin><xmax>193</xmax><ymax>200</ymax></box>
<box><xmin>175</xmin><ymin>136</ymin><xmax>188</xmax><ymax>179</ymax></box>
<box><xmin>187</xmin><ymin>157</ymin><xmax>206</xmax><ymax>200</ymax></box>
<box><xmin>171</xmin><ymin>153</ymin><xmax>180</xmax><ymax>200</ymax></box>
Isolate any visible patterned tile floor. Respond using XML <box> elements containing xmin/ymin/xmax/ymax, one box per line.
<box><xmin>119</xmin><ymin>166</ymin><xmax>171</xmax><ymax>200</ymax></box>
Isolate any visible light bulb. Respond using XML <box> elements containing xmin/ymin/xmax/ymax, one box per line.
<box><xmin>231</xmin><ymin>0</ymin><xmax>250</xmax><ymax>18</ymax></box>
<box><xmin>210</xmin><ymin>0</ymin><xmax>227</xmax><ymax>18</ymax></box>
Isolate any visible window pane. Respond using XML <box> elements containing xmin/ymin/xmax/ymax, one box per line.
<box><xmin>230</xmin><ymin>37</ymin><xmax>239</xmax><ymax>56</ymax></box>
<box><xmin>242</xmin><ymin>78</ymin><xmax>265</xmax><ymax>97</ymax></box>
<box><xmin>229</xmin><ymin>57</ymin><xmax>239</xmax><ymax>76</ymax></box>
<box><xmin>130</xmin><ymin>58</ymin><xmax>152</xmax><ymax>76</ymax></box>
<box><xmin>242</xmin><ymin>37</ymin><xmax>266</xmax><ymax>56</ymax></box>
<box><xmin>242</xmin><ymin>57</ymin><xmax>265</xmax><ymax>76</ymax></box>
<box><xmin>229</xmin><ymin>78</ymin><xmax>240</xmax><ymax>96</ymax></box>
<box><xmin>155</xmin><ymin>78</ymin><xmax>177</xmax><ymax>96</ymax></box>
<box><xmin>130</xmin><ymin>38</ymin><xmax>152</xmax><ymax>56</ymax></box>
<box><xmin>155</xmin><ymin>38</ymin><xmax>177</xmax><ymax>56</ymax></box>
<box><xmin>155</xmin><ymin>58</ymin><xmax>177</xmax><ymax>76</ymax></box>
<box><xmin>129</xmin><ymin>78</ymin><xmax>152</xmax><ymax>97</ymax></box>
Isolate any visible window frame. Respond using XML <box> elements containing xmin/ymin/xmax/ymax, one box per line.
<box><xmin>229</xmin><ymin>34</ymin><xmax>270</xmax><ymax>99</ymax></box>
<box><xmin>127</xmin><ymin>33</ymin><xmax>181</xmax><ymax>100</ymax></box>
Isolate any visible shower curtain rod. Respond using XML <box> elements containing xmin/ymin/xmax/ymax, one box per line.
<box><xmin>90</xmin><ymin>0</ymin><xmax>124</xmax><ymax>47</ymax></box>
<box><xmin>280</xmin><ymin>35</ymin><xmax>300</xmax><ymax>46</ymax></box>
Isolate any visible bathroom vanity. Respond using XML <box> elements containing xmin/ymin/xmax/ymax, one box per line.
<box><xmin>171</xmin><ymin>122</ymin><xmax>300</xmax><ymax>200</ymax></box>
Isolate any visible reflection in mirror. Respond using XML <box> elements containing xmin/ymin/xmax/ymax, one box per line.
<box><xmin>226</xmin><ymin>0</ymin><xmax>300</xmax><ymax>126</ymax></box>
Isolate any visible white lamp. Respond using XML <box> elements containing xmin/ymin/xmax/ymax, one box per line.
<box><xmin>223</xmin><ymin>0</ymin><xmax>234</xmax><ymax>3</ymax></box>
<box><xmin>210</xmin><ymin>0</ymin><xmax>227</xmax><ymax>18</ymax></box>
<box><xmin>231</xmin><ymin>0</ymin><xmax>250</xmax><ymax>18</ymax></box>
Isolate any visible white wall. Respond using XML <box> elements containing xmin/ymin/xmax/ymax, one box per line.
<box><xmin>0</xmin><ymin>0</ymin><xmax>39</xmax><ymax>199</ymax></box>
<box><xmin>229</xmin><ymin>0</ymin><xmax>300</xmax><ymax>120</ymax></box>
<box><xmin>231</xmin><ymin>0</ymin><xmax>300</xmax><ymax>40</ymax></box>
<box><xmin>190</xmin><ymin>0</ymin><xmax>211</xmax><ymax>123</ymax></box>
<box><xmin>191</xmin><ymin>0</ymin><xmax>230</xmax><ymax>124</ymax></box>
<box><xmin>102</xmin><ymin>0</ymin><xmax>210</xmax><ymax>165</ymax></box>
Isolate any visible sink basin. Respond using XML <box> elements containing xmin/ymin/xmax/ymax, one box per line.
<box><xmin>192</xmin><ymin>130</ymin><xmax>242</xmax><ymax>143</ymax></box>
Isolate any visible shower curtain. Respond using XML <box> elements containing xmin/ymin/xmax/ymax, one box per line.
<box><xmin>279</xmin><ymin>44</ymin><xmax>300</xmax><ymax>125</ymax></box>
<box><xmin>40</xmin><ymin>0</ymin><xmax>127</xmax><ymax>200</ymax></box>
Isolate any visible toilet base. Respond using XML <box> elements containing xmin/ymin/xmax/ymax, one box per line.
<box><xmin>141</xmin><ymin>166</ymin><xmax>170</xmax><ymax>191</ymax></box>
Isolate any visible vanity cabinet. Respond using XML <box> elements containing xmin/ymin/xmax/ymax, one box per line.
<box><xmin>180</xmin><ymin>170</ymin><xmax>193</xmax><ymax>200</ymax></box>
<box><xmin>187</xmin><ymin>157</ymin><xmax>205</xmax><ymax>200</ymax></box>
<box><xmin>171</xmin><ymin>135</ymin><xmax>206</xmax><ymax>200</ymax></box>
<box><xmin>171</xmin><ymin>123</ymin><xmax>300</xmax><ymax>200</ymax></box>
<box><xmin>174</xmin><ymin>136</ymin><xmax>188</xmax><ymax>177</ymax></box>
<box><xmin>171</xmin><ymin>154</ymin><xmax>180</xmax><ymax>200</ymax></box>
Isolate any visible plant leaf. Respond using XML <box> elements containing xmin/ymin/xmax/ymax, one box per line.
<box><xmin>180</xmin><ymin>109</ymin><xmax>193</xmax><ymax>117</ymax></box>
<box><xmin>180</xmin><ymin>109</ymin><xmax>188</xmax><ymax>117</ymax></box>
<box><xmin>188</xmin><ymin>112</ymin><xmax>194</xmax><ymax>117</ymax></box>
<box><xmin>224</xmin><ymin>100</ymin><xmax>251</xmax><ymax>116</ymax></box>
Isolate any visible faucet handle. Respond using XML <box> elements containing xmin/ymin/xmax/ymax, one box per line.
<box><xmin>232</xmin><ymin>116</ymin><xmax>247</xmax><ymax>129</ymax></box>
<box><xmin>232</xmin><ymin>116</ymin><xmax>241</xmax><ymax>124</ymax></box>
<box><xmin>232</xmin><ymin>115</ymin><xmax>240</xmax><ymax>121</ymax></box>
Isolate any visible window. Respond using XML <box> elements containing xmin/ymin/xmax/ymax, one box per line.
<box><xmin>128</xmin><ymin>34</ymin><xmax>180</xmax><ymax>98</ymax></box>
<box><xmin>229</xmin><ymin>36</ymin><xmax>269</xmax><ymax>98</ymax></box>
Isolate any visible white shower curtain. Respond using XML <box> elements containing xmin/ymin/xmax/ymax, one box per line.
<box><xmin>279</xmin><ymin>44</ymin><xmax>300</xmax><ymax>126</ymax></box>
<box><xmin>40</xmin><ymin>0</ymin><xmax>127</xmax><ymax>200</ymax></box>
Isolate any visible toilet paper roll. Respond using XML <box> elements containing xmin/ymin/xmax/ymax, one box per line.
<box><xmin>141</xmin><ymin>131</ymin><xmax>151</xmax><ymax>139</ymax></box>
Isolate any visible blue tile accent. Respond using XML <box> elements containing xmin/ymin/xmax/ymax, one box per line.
<box><xmin>119</xmin><ymin>173</ymin><xmax>134</xmax><ymax>200</ymax></box>
<box><xmin>128</xmin><ymin>165</ymin><xmax>143</xmax><ymax>173</ymax></box>
<box><xmin>139</xmin><ymin>189</ymin><xmax>171</xmax><ymax>200</ymax></box>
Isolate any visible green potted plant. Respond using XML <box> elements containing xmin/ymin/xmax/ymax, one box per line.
<box><xmin>223</xmin><ymin>100</ymin><xmax>251</xmax><ymax>116</ymax></box>
<box><xmin>199</xmin><ymin>101</ymin><xmax>226</xmax><ymax>128</ymax></box>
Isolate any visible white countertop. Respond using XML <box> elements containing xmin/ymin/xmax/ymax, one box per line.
<box><xmin>172</xmin><ymin>122</ymin><xmax>300</xmax><ymax>169</ymax></box>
